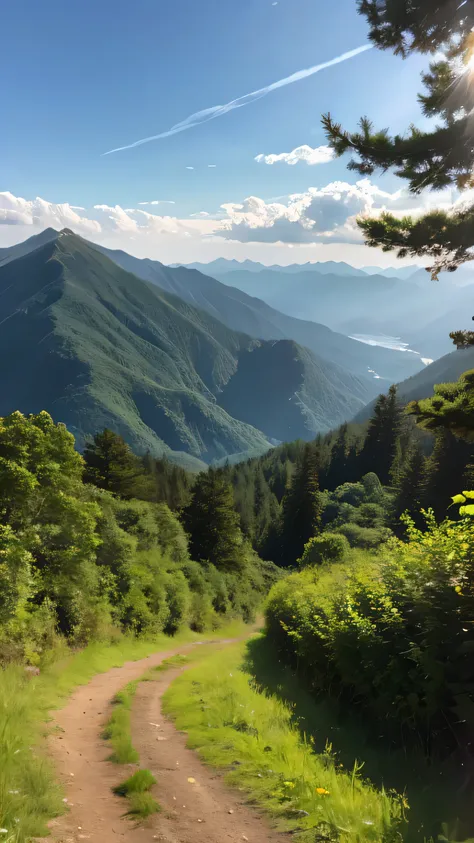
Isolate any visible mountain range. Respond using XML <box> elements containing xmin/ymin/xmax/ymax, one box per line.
<box><xmin>3</xmin><ymin>227</ymin><xmax>472</xmax><ymax>468</ymax></box>
<box><xmin>186</xmin><ymin>261</ymin><xmax>474</xmax><ymax>360</ymax></box>
<box><xmin>181</xmin><ymin>257</ymin><xmax>428</xmax><ymax>281</ymax></box>
<box><xmin>100</xmin><ymin>246</ymin><xmax>424</xmax><ymax>385</ymax></box>
<box><xmin>0</xmin><ymin>229</ymin><xmax>381</xmax><ymax>467</ymax></box>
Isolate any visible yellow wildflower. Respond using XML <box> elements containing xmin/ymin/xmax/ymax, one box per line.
<box><xmin>316</xmin><ymin>787</ymin><xmax>330</xmax><ymax>796</ymax></box>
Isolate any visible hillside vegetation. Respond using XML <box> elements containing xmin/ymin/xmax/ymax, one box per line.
<box><xmin>0</xmin><ymin>411</ymin><xmax>278</xmax><ymax>665</ymax></box>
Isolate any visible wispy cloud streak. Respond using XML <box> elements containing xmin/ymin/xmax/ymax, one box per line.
<box><xmin>103</xmin><ymin>45</ymin><xmax>372</xmax><ymax>155</ymax></box>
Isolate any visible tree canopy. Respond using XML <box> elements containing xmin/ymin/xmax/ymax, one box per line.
<box><xmin>323</xmin><ymin>0</ymin><xmax>474</xmax><ymax>311</ymax></box>
<box><xmin>408</xmin><ymin>368</ymin><xmax>474</xmax><ymax>440</ymax></box>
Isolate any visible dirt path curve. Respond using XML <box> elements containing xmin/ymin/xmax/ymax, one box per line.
<box><xmin>45</xmin><ymin>637</ymin><xmax>284</xmax><ymax>843</ymax></box>
<box><xmin>132</xmin><ymin>662</ymin><xmax>285</xmax><ymax>843</ymax></box>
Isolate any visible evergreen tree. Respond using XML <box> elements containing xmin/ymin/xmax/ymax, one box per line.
<box><xmin>83</xmin><ymin>429</ymin><xmax>151</xmax><ymax>499</ymax></box>
<box><xmin>424</xmin><ymin>429</ymin><xmax>474</xmax><ymax>520</ymax></box>
<box><xmin>279</xmin><ymin>443</ymin><xmax>322</xmax><ymax>566</ymax></box>
<box><xmin>323</xmin><ymin>0</ymin><xmax>474</xmax><ymax>342</ymax></box>
<box><xmin>183</xmin><ymin>470</ymin><xmax>245</xmax><ymax>572</ymax></box>
<box><xmin>408</xmin><ymin>369</ymin><xmax>474</xmax><ymax>440</ymax></box>
<box><xmin>325</xmin><ymin>423</ymin><xmax>348</xmax><ymax>491</ymax></box>
<box><xmin>141</xmin><ymin>453</ymin><xmax>191</xmax><ymax>510</ymax></box>
<box><xmin>392</xmin><ymin>443</ymin><xmax>426</xmax><ymax>531</ymax></box>
<box><xmin>360</xmin><ymin>385</ymin><xmax>402</xmax><ymax>485</ymax></box>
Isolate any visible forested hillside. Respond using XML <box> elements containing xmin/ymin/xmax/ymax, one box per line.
<box><xmin>0</xmin><ymin>229</ymin><xmax>378</xmax><ymax>466</ymax></box>
<box><xmin>0</xmin><ymin>412</ymin><xmax>279</xmax><ymax>664</ymax></box>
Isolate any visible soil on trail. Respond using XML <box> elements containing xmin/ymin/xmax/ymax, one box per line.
<box><xmin>46</xmin><ymin>638</ymin><xmax>283</xmax><ymax>843</ymax></box>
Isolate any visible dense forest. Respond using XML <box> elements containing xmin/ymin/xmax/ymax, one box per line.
<box><xmin>0</xmin><ymin>413</ymin><xmax>279</xmax><ymax>664</ymax></box>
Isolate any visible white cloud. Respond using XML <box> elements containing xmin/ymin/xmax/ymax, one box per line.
<box><xmin>0</xmin><ymin>191</ymin><xmax>101</xmax><ymax>234</ymax></box>
<box><xmin>217</xmin><ymin>179</ymin><xmax>445</xmax><ymax>244</ymax></box>
<box><xmin>1</xmin><ymin>185</ymin><xmax>456</xmax><ymax>266</ymax></box>
<box><xmin>138</xmin><ymin>200</ymin><xmax>176</xmax><ymax>205</ymax></box>
<box><xmin>208</xmin><ymin>164</ymin><xmax>217</xmax><ymax>168</ymax></box>
<box><xmin>94</xmin><ymin>204</ymin><xmax>139</xmax><ymax>233</ymax></box>
<box><xmin>255</xmin><ymin>144</ymin><xmax>335</xmax><ymax>166</ymax></box>
<box><xmin>186</xmin><ymin>166</ymin><xmax>195</xmax><ymax>170</ymax></box>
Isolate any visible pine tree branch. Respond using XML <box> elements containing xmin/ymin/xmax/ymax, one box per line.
<box><xmin>357</xmin><ymin>205</ymin><xmax>474</xmax><ymax>275</ymax></box>
<box><xmin>357</xmin><ymin>0</ymin><xmax>474</xmax><ymax>57</ymax></box>
<box><xmin>323</xmin><ymin>112</ymin><xmax>474</xmax><ymax>193</ymax></box>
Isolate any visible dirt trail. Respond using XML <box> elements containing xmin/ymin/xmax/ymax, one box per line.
<box><xmin>45</xmin><ymin>638</ymin><xmax>283</xmax><ymax>843</ymax></box>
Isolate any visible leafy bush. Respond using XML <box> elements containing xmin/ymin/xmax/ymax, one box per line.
<box><xmin>337</xmin><ymin>522</ymin><xmax>392</xmax><ymax>549</ymax></box>
<box><xmin>265</xmin><ymin>512</ymin><xmax>474</xmax><ymax>757</ymax></box>
<box><xmin>298</xmin><ymin>532</ymin><xmax>350</xmax><ymax>567</ymax></box>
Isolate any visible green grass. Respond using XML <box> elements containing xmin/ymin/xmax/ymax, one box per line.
<box><xmin>0</xmin><ymin>619</ymin><xmax>248</xmax><ymax>842</ymax></box>
<box><xmin>113</xmin><ymin>770</ymin><xmax>161</xmax><ymax>820</ymax></box>
<box><xmin>163</xmin><ymin>641</ymin><xmax>407</xmax><ymax>843</ymax></box>
<box><xmin>103</xmin><ymin>681</ymin><xmax>140</xmax><ymax>764</ymax></box>
<box><xmin>113</xmin><ymin>769</ymin><xmax>157</xmax><ymax>796</ymax></box>
<box><xmin>244</xmin><ymin>636</ymin><xmax>471</xmax><ymax>843</ymax></box>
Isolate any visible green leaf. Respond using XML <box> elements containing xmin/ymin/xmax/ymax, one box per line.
<box><xmin>452</xmin><ymin>494</ymin><xmax>467</xmax><ymax>504</ymax></box>
<box><xmin>459</xmin><ymin>504</ymin><xmax>474</xmax><ymax>516</ymax></box>
<box><xmin>462</xmin><ymin>491</ymin><xmax>474</xmax><ymax>499</ymax></box>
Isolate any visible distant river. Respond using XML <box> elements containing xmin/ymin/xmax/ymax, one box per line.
<box><xmin>349</xmin><ymin>333</ymin><xmax>433</xmax><ymax>368</ymax></box>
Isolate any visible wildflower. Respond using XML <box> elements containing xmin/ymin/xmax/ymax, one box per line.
<box><xmin>316</xmin><ymin>787</ymin><xmax>330</xmax><ymax>796</ymax></box>
<box><xmin>283</xmin><ymin>781</ymin><xmax>295</xmax><ymax>789</ymax></box>
<box><xmin>402</xmin><ymin>797</ymin><xmax>409</xmax><ymax>810</ymax></box>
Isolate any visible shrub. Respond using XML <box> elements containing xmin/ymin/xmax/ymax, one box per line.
<box><xmin>265</xmin><ymin>512</ymin><xmax>474</xmax><ymax>758</ymax></box>
<box><xmin>298</xmin><ymin>532</ymin><xmax>350</xmax><ymax>567</ymax></box>
<box><xmin>337</xmin><ymin>522</ymin><xmax>391</xmax><ymax>549</ymax></box>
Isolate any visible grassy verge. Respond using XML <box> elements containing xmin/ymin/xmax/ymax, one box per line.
<box><xmin>0</xmin><ymin>619</ymin><xmax>248</xmax><ymax>842</ymax></box>
<box><xmin>163</xmin><ymin>641</ymin><xmax>407</xmax><ymax>843</ymax></box>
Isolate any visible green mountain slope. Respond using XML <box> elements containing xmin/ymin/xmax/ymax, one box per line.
<box><xmin>0</xmin><ymin>230</ymin><xmax>373</xmax><ymax>464</ymax></box>
<box><xmin>100</xmin><ymin>245</ymin><xmax>424</xmax><ymax>385</ymax></box>
<box><xmin>354</xmin><ymin>346</ymin><xmax>474</xmax><ymax>423</ymax></box>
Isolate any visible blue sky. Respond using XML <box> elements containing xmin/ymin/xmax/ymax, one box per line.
<box><xmin>1</xmin><ymin>0</ymin><xmax>439</xmax><ymax>265</ymax></box>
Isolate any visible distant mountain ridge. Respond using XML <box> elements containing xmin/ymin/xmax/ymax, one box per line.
<box><xmin>194</xmin><ymin>264</ymin><xmax>474</xmax><ymax>360</ymax></box>
<box><xmin>0</xmin><ymin>229</ymin><xmax>377</xmax><ymax>466</ymax></box>
<box><xmin>180</xmin><ymin>257</ymin><xmax>370</xmax><ymax>277</ymax></box>
<box><xmin>100</xmin><ymin>245</ymin><xmax>424</xmax><ymax>385</ymax></box>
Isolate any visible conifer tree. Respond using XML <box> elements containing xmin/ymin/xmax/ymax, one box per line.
<box><xmin>83</xmin><ymin>429</ymin><xmax>151</xmax><ymax>499</ymax></box>
<box><xmin>323</xmin><ymin>0</ymin><xmax>474</xmax><ymax>345</ymax></box>
<box><xmin>360</xmin><ymin>385</ymin><xmax>402</xmax><ymax>485</ymax></box>
<box><xmin>392</xmin><ymin>442</ymin><xmax>426</xmax><ymax>530</ymax></box>
<box><xmin>279</xmin><ymin>443</ymin><xmax>322</xmax><ymax>566</ymax></box>
<box><xmin>424</xmin><ymin>429</ymin><xmax>474</xmax><ymax>520</ymax></box>
<box><xmin>408</xmin><ymin>369</ymin><xmax>474</xmax><ymax>440</ymax></box>
<box><xmin>326</xmin><ymin>423</ymin><xmax>348</xmax><ymax>491</ymax></box>
<box><xmin>183</xmin><ymin>470</ymin><xmax>245</xmax><ymax>572</ymax></box>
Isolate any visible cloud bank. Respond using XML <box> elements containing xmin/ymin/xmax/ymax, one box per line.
<box><xmin>103</xmin><ymin>44</ymin><xmax>373</xmax><ymax>155</ymax></box>
<box><xmin>255</xmin><ymin>144</ymin><xmax>335</xmax><ymax>166</ymax></box>
<box><xmin>1</xmin><ymin>182</ymin><xmax>451</xmax><ymax>264</ymax></box>
<box><xmin>218</xmin><ymin>180</ymin><xmax>455</xmax><ymax>244</ymax></box>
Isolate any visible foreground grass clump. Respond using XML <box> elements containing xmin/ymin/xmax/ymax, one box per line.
<box><xmin>163</xmin><ymin>642</ymin><xmax>405</xmax><ymax>843</ymax></box>
<box><xmin>104</xmin><ymin>681</ymin><xmax>140</xmax><ymax>763</ymax></box>
<box><xmin>113</xmin><ymin>770</ymin><xmax>160</xmax><ymax>819</ymax></box>
<box><xmin>0</xmin><ymin>620</ymin><xmax>247</xmax><ymax>842</ymax></box>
